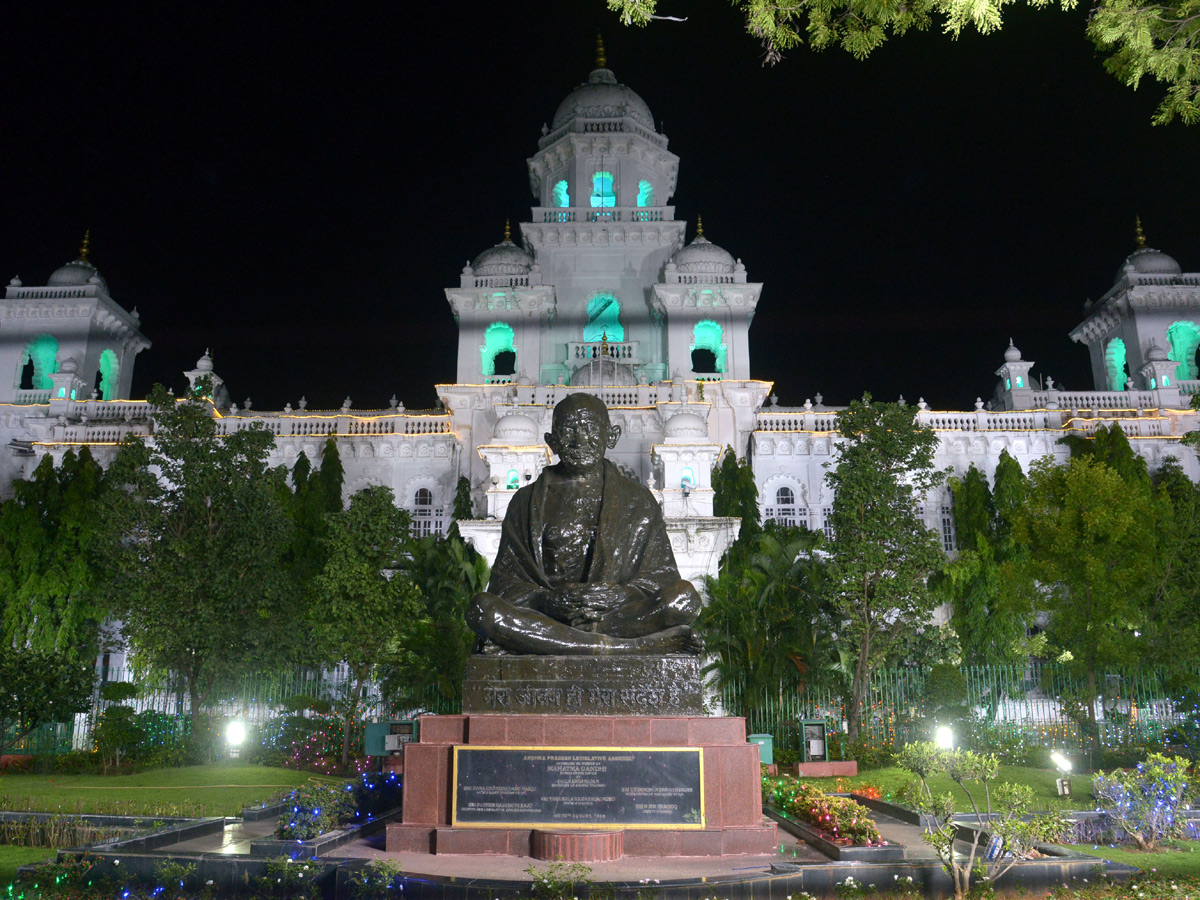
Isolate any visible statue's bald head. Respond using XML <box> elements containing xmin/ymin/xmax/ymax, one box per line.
<box><xmin>552</xmin><ymin>392</ymin><xmax>610</xmax><ymax>431</ymax></box>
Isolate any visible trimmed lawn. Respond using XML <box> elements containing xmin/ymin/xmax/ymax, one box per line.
<box><xmin>0</xmin><ymin>847</ymin><xmax>56</xmax><ymax>887</ymax></box>
<box><xmin>795</xmin><ymin>764</ymin><xmax>1094</xmax><ymax>813</ymax></box>
<box><xmin>1071</xmin><ymin>840</ymin><xmax>1200</xmax><ymax>878</ymax></box>
<box><xmin>0</xmin><ymin>763</ymin><xmax>340</xmax><ymax>817</ymax></box>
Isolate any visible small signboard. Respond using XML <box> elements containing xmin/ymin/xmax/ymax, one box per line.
<box><xmin>452</xmin><ymin>746</ymin><xmax>705</xmax><ymax>829</ymax></box>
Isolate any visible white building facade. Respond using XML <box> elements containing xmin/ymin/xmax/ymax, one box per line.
<box><xmin>2</xmin><ymin>60</ymin><xmax>1199</xmax><ymax>607</ymax></box>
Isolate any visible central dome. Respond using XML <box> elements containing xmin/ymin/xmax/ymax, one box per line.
<box><xmin>552</xmin><ymin>68</ymin><xmax>654</xmax><ymax>131</ymax></box>
<box><xmin>472</xmin><ymin>238</ymin><xmax>533</xmax><ymax>276</ymax></box>
<box><xmin>1118</xmin><ymin>247</ymin><xmax>1181</xmax><ymax>281</ymax></box>
<box><xmin>49</xmin><ymin>258</ymin><xmax>108</xmax><ymax>293</ymax></box>
<box><xmin>570</xmin><ymin>358</ymin><xmax>637</xmax><ymax>387</ymax></box>
<box><xmin>671</xmin><ymin>234</ymin><xmax>735</xmax><ymax>274</ymax></box>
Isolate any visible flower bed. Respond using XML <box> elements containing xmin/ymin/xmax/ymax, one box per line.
<box><xmin>275</xmin><ymin>771</ymin><xmax>400</xmax><ymax>840</ymax></box>
<box><xmin>762</xmin><ymin>773</ymin><xmax>884</xmax><ymax>845</ymax></box>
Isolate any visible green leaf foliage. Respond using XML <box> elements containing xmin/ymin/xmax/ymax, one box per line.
<box><xmin>712</xmin><ymin>445</ymin><xmax>761</xmax><ymax>562</ymax></box>
<box><xmin>0</xmin><ymin>448</ymin><xmax>108</xmax><ymax>660</ymax></box>
<box><xmin>699</xmin><ymin>523</ymin><xmax>837</xmax><ymax>708</ymax></box>
<box><xmin>610</xmin><ymin>0</ymin><xmax>1199</xmax><ymax>124</ymax></box>
<box><xmin>98</xmin><ymin>385</ymin><xmax>296</xmax><ymax>727</ymax></box>
<box><xmin>0</xmin><ymin>647</ymin><xmax>94</xmax><ymax>753</ymax></box>
<box><xmin>308</xmin><ymin>485</ymin><xmax>417</xmax><ymax>767</ymax></box>
<box><xmin>380</xmin><ymin>532</ymin><xmax>490</xmax><ymax>706</ymax></box>
<box><xmin>823</xmin><ymin>394</ymin><xmax>947</xmax><ymax>740</ymax></box>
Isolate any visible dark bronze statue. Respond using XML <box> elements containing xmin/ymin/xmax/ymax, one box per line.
<box><xmin>468</xmin><ymin>393</ymin><xmax>702</xmax><ymax>655</ymax></box>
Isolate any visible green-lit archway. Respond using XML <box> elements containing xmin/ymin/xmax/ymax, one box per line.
<box><xmin>584</xmin><ymin>294</ymin><xmax>624</xmax><ymax>342</ymax></box>
<box><xmin>1105</xmin><ymin>338</ymin><xmax>1128</xmax><ymax>392</ymax></box>
<box><xmin>18</xmin><ymin>334</ymin><xmax>59</xmax><ymax>390</ymax></box>
<box><xmin>481</xmin><ymin>322</ymin><xmax>516</xmax><ymax>377</ymax></box>
<box><xmin>691</xmin><ymin>320</ymin><xmax>727</xmax><ymax>374</ymax></box>
<box><xmin>96</xmin><ymin>349</ymin><xmax>119</xmax><ymax>400</ymax></box>
<box><xmin>1168</xmin><ymin>321</ymin><xmax>1200</xmax><ymax>381</ymax></box>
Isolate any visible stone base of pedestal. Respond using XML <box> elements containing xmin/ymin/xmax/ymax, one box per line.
<box><xmin>532</xmin><ymin>829</ymin><xmax>623</xmax><ymax>861</ymax></box>
<box><xmin>387</xmin><ymin>713</ymin><xmax>777</xmax><ymax>858</ymax></box>
<box><xmin>794</xmin><ymin>761</ymin><xmax>858</xmax><ymax>777</ymax></box>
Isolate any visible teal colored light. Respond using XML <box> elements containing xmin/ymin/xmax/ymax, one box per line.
<box><xmin>637</xmin><ymin>179</ymin><xmax>654</xmax><ymax>207</ymax></box>
<box><xmin>1105</xmin><ymin>338</ymin><xmax>1128</xmax><ymax>391</ymax></box>
<box><xmin>690</xmin><ymin>320</ymin><xmax>727</xmax><ymax>373</ymax></box>
<box><xmin>21</xmin><ymin>334</ymin><xmax>58</xmax><ymax>390</ymax></box>
<box><xmin>584</xmin><ymin>293</ymin><xmax>624</xmax><ymax>342</ymax></box>
<box><xmin>681</xmin><ymin>466</ymin><xmax>695</xmax><ymax>485</ymax></box>
<box><xmin>480</xmin><ymin>322</ymin><xmax>516</xmax><ymax>376</ymax></box>
<box><xmin>1015</xmin><ymin>376</ymin><xmax>1023</xmax><ymax>388</ymax></box>
<box><xmin>1167</xmin><ymin>321</ymin><xmax>1200</xmax><ymax>380</ymax></box>
<box><xmin>1152</xmin><ymin>377</ymin><xmax>1158</xmax><ymax>389</ymax></box>
<box><xmin>98</xmin><ymin>349</ymin><xmax>119</xmax><ymax>401</ymax></box>
<box><xmin>590</xmin><ymin>171</ymin><xmax>615</xmax><ymax>208</ymax></box>
<box><xmin>58</xmin><ymin>388</ymin><xmax>66</xmax><ymax>398</ymax></box>
<box><xmin>70</xmin><ymin>389</ymin><xmax>76</xmax><ymax>400</ymax></box>
<box><xmin>1164</xmin><ymin>375</ymin><xmax>1171</xmax><ymax>386</ymax></box>
<box><xmin>506</xmin><ymin>469</ymin><xmax>519</xmax><ymax>490</ymax></box>
<box><xmin>1006</xmin><ymin>377</ymin><xmax>1011</xmax><ymax>390</ymax></box>
<box><xmin>553</xmin><ymin>180</ymin><xmax>570</xmax><ymax>208</ymax></box>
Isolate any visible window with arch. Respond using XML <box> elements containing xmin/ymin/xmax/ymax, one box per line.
<box><xmin>681</xmin><ymin>467</ymin><xmax>695</xmax><ymax>487</ymax></box>
<box><xmin>766</xmin><ymin>485</ymin><xmax>800</xmax><ymax>527</ymax></box>
<box><xmin>506</xmin><ymin>469</ymin><xmax>520</xmax><ymax>490</ymax></box>
<box><xmin>590</xmin><ymin>171</ymin><xmax>615</xmax><ymax>208</ymax></box>
<box><xmin>690</xmin><ymin>320</ymin><xmax>727</xmax><ymax>374</ymax></box>
<box><xmin>1168</xmin><ymin>321</ymin><xmax>1200</xmax><ymax>381</ymax></box>
<box><xmin>583</xmin><ymin>293</ymin><xmax>624</xmax><ymax>343</ymax></box>
<box><xmin>553</xmin><ymin>179</ymin><xmax>570</xmax><ymax>208</ymax></box>
<box><xmin>480</xmin><ymin>322</ymin><xmax>516</xmax><ymax>378</ymax></box>
<box><xmin>1105</xmin><ymin>338</ymin><xmax>1128</xmax><ymax>391</ymax></box>
<box><xmin>94</xmin><ymin>349</ymin><xmax>119</xmax><ymax>400</ymax></box>
<box><xmin>18</xmin><ymin>334</ymin><xmax>59</xmax><ymax>391</ymax></box>
<box><xmin>411</xmin><ymin>487</ymin><xmax>441</xmax><ymax>537</ymax></box>
<box><xmin>637</xmin><ymin>179</ymin><xmax>654</xmax><ymax>207</ymax></box>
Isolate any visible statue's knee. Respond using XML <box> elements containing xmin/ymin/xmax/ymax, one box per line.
<box><xmin>666</xmin><ymin>580</ymin><xmax>702</xmax><ymax>621</ymax></box>
<box><xmin>467</xmin><ymin>591</ymin><xmax>501</xmax><ymax>632</ymax></box>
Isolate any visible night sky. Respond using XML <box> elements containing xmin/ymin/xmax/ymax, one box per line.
<box><xmin>1</xmin><ymin>1</ymin><xmax>1194</xmax><ymax>412</ymax></box>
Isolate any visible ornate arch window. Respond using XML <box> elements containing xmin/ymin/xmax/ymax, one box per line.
<box><xmin>553</xmin><ymin>179</ymin><xmax>570</xmax><ymax>208</ymax></box>
<box><xmin>583</xmin><ymin>293</ymin><xmax>624</xmax><ymax>342</ymax></box>
<box><xmin>506</xmin><ymin>469</ymin><xmax>520</xmax><ymax>490</ymax></box>
<box><xmin>18</xmin><ymin>334</ymin><xmax>59</xmax><ymax>391</ymax></box>
<box><xmin>481</xmin><ymin>322</ymin><xmax>516</xmax><ymax>379</ymax></box>
<box><xmin>1168</xmin><ymin>321</ymin><xmax>1200</xmax><ymax>381</ymax></box>
<box><xmin>1105</xmin><ymin>337</ymin><xmax>1128</xmax><ymax>392</ymax></box>
<box><xmin>590</xmin><ymin>171</ymin><xmax>615</xmax><ymax>208</ymax></box>
<box><xmin>411</xmin><ymin>486</ymin><xmax>441</xmax><ymax>537</ymax></box>
<box><xmin>690</xmin><ymin>320</ymin><xmax>727</xmax><ymax>374</ymax></box>
<box><xmin>766</xmin><ymin>485</ymin><xmax>806</xmax><ymax>528</ymax></box>
<box><xmin>637</xmin><ymin>179</ymin><xmax>654</xmax><ymax>207</ymax></box>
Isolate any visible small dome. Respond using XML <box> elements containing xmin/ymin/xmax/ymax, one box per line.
<box><xmin>570</xmin><ymin>358</ymin><xmax>637</xmax><ymax>387</ymax></box>
<box><xmin>59</xmin><ymin>357</ymin><xmax>78</xmax><ymax>374</ymax></box>
<box><xmin>1118</xmin><ymin>247</ymin><xmax>1181</xmax><ymax>281</ymax></box>
<box><xmin>1004</xmin><ymin>340</ymin><xmax>1022</xmax><ymax>363</ymax></box>
<box><xmin>472</xmin><ymin>239</ymin><xmax>533</xmax><ymax>276</ymax></box>
<box><xmin>492</xmin><ymin>413</ymin><xmax>541</xmax><ymax>445</ymax></box>
<box><xmin>671</xmin><ymin>235</ymin><xmax>735</xmax><ymax>274</ymax></box>
<box><xmin>663</xmin><ymin>412</ymin><xmax>709</xmax><ymax>441</ymax></box>
<box><xmin>552</xmin><ymin>68</ymin><xmax>654</xmax><ymax>131</ymax></box>
<box><xmin>195</xmin><ymin>350</ymin><xmax>214</xmax><ymax>373</ymax></box>
<box><xmin>1146</xmin><ymin>340</ymin><xmax>1168</xmax><ymax>362</ymax></box>
<box><xmin>49</xmin><ymin>258</ymin><xmax>108</xmax><ymax>292</ymax></box>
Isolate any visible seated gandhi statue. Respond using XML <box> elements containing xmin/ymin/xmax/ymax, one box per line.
<box><xmin>468</xmin><ymin>393</ymin><xmax>703</xmax><ymax>656</ymax></box>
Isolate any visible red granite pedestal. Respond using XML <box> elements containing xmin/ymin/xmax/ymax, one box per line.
<box><xmin>386</xmin><ymin>714</ymin><xmax>777</xmax><ymax>859</ymax></box>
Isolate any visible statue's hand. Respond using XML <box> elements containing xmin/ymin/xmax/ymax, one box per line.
<box><xmin>566</xmin><ymin>583</ymin><xmax>629</xmax><ymax>629</ymax></box>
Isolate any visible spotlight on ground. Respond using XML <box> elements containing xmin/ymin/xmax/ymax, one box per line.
<box><xmin>1051</xmin><ymin>750</ymin><xmax>1072</xmax><ymax>796</ymax></box>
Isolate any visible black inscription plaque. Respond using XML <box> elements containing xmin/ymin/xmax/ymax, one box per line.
<box><xmin>452</xmin><ymin>746</ymin><xmax>705</xmax><ymax>828</ymax></box>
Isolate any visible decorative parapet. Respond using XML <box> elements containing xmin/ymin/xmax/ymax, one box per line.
<box><xmin>530</xmin><ymin>205</ymin><xmax>674</xmax><ymax>224</ymax></box>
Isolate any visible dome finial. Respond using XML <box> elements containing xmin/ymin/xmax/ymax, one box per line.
<box><xmin>1135</xmin><ymin>215</ymin><xmax>1147</xmax><ymax>249</ymax></box>
<box><xmin>696</xmin><ymin>216</ymin><xmax>704</xmax><ymax>238</ymax></box>
<box><xmin>78</xmin><ymin>229</ymin><xmax>91</xmax><ymax>262</ymax></box>
<box><xmin>504</xmin><ymin>218</ymin><xmax>512</xmax><ymax>242</ymax></box>
<box><xmin>595</xmin><ymin>32</ymin><xmax>607</xmax><ymax>69</ymax></box>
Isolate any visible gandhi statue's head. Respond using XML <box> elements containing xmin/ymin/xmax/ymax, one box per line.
<box><xmin>545</xmin><ymin>393</ymin><xmax>622</xmax><ymax>477</ymax></box>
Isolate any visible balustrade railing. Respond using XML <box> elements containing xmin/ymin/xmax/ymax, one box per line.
<box><xmin>567</xmin><ymin>340</ymin><xmax>639</xmax><ymax>363</ymax></box>
<box><xmin>532</xmin><ymin>206</ymin><xmax>674</xmax><ymax>224</ymax></box>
